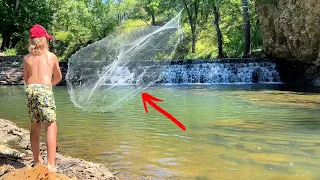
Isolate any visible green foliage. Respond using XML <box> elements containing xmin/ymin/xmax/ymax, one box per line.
<box><xmin>250</xmin><ymin>0</ymin><xmax>263</xmax><ymax>52</ymax></box>
<box><xmin>179</xmin><ymin>22</ymin><xmax>215</xmax><ymax>59</ymax></box>
<box><xmin>0</xmin><ymin>0</ymin><xmax>265</xmax><ymax>60</ymax></box>
<box><xmin>50</xmin><ymin>0</ymin><xmax>121</xmax><ymax>61</ymax></box>
<box><xmin>117</xmin><ymin>19</ymin><xmax>149</xmax><ymax>34</ymax></box>
<box><xmin>52</xmin><ymin>31</ymin><xmax>75</xmax><ymax>60</ymax></box>
<box><xmin>110</xmin><ymin>0</ymin><xmax>137</xmax><ymax>21</ymax></box>
<box><xmin>218</xmin><ymin>0</ymin><xmax>244</xmax><ymax>57</ymax></box>
<box><xmin>4</xmin><ymin>48</ymin><xmax>17</xmax><ymax>56</ymax></box>
<box><xmin>0</xmin><ymin>0</ymin><xmax>54</xmax><ymax>49</ymax></box>
<box><xmin>135</xmin><ymin>0</ymin><xmax>177</xmax><ymax>25</ymax></box>
<box><xmin>158</xmin><ymin>0</ymin><xmax>263</xmax><ymax>58</ymax></box>
<box><xmin>14</xmin><ymin>37</ymin><xmax>28</xmax><ymax>55</ymax></box>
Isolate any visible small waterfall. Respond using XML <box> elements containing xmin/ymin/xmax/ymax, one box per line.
<box><xmin>160</xmin><ymin>61</ymin><xmax>281</xmax><ymax>84</ymax></box>
<box><xmin>97</xmin><ymin>59</ymin><xmax>281</xmax><ymax>85</ymax></box>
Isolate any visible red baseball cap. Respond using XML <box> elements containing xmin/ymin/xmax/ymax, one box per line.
<box><xmin>29</xmin><ymin>24</ymin><xmax>54</xmax><ymax>39</ymax></box>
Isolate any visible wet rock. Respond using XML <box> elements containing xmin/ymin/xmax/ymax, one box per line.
<box><xmin>252</xmin><ymin>68</ymin><xmax>263</xmax><ymax>83</ymax></box>
<box><xmin>8</xmin><ymin>129</ymin><xmax>24</xmax><ymax>137</ymax></box>
<box><xmin>313</xmin><ymin>77</ymin><xmax>320</xmax><ymax>86</ymax></box>
<box><xmin>0</xmin><ymin>145</ymin><xmax>23</xmax><ymax>158</ymax></box>
<box><xmin>0</xmin><ymin>81</ymin><xmax>7</xmax><ymax>85</ymax></box>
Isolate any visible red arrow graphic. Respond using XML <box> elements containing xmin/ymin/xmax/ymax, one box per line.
<box><xmin>142</xmin><ymin>92</ymin><xmax>186</xmax><ymax>131</ymax></box>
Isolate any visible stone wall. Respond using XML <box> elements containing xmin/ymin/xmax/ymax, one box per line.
<box><xmin>0</xmin><ymin>56</ymin><xmax>67</xmax><ymax>85</ymax></box>
<box><xmin>0</xmin><ymin>56</ymin><xmax>24</xmax><ymax>85</ymax></box>
<box><xmin>1</xmin><ymin>56</ymin><xmax>276</xmax><ymax>86</ymax></box>
<box><xmin>0</xmin><ymin>56</ymin><xmax>282</xmax><ymax>85</ymax></box>
<box><xmin>0</xmin><ymin>55</ymin><xmax>314</xmax><ymax>85</ymax></box>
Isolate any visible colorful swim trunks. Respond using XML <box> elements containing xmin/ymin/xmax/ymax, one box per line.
<box><xmin>25</xmin><ymin>84</ymin><xmax>56</xmax><ymax>123</ymax></box>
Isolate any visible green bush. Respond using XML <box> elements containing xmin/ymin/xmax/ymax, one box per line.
<box><xmin>15</xmin><ymin>38</ymin><xmax>29</xmax><ymax>55</ymax></box>
<box><xmin>4</xmin><ymin>48</ymin><xmax>17</xmax><ymax>56</ymax></box>
<box><xmin>52</xmin><ymin>31</ymin><xmax>75</xmax><ymax>61</ymax></box>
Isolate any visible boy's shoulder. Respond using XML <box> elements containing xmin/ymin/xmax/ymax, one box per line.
<box><xmin>23</xmin><ymin>53</ymin><xmax>32</xmax><ymax>62</ymax></box>
<box><xmin>48</xmin><ymin>51</ymin><xmax>58</xmax><ymax>60</ymax></box>
<box><xmin>24</xmin><ymin>51</ymin><xmax>58</xmax><ymax>61</ymax></box>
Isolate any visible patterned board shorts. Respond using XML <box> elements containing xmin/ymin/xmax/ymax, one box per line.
<box><xmin>25</xmin><ymin>84</ymin><xmax>56</xmax><ymax>123</ymax></box>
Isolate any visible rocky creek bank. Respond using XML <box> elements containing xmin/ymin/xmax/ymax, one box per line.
<box><xmin>0</xmin><ymin>118</ymin><xmax>119</xmax><ymax>180</ymax></box>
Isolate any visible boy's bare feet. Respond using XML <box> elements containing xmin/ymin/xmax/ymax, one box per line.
<box><xmin>47</xmin><ymin>164</ymin><xmax>58</xmax><ymax>173</ymax></box>
<box><xmin>31</xmin><ymin>158</ymin><xmax>44</xmax><ymax>167</ymax></box>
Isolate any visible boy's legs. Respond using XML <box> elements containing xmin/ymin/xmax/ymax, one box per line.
<box><xmin>30</xmin><ymin>122</ymin><xmax>43</xmax><ymax>164</ymax></box>
<box><xmin>26</xmin><ymin>84</ymin><xmax>58</xmax><ymax>170</ymax></box>
<box><xmin>45</xmin><ymin>120</ymin><xmax>57</xmax><ymax>168</ymax></box>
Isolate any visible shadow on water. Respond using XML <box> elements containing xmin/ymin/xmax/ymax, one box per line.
<box><xmin>274</xmin><ymin>84</ymin><xmax>320</xmax><ymax>94</ymax></box>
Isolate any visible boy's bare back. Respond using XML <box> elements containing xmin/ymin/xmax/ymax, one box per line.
<box><xmin>23</xmin><ymin>51</ymin><xmax>62</xmax><ymax>87</ymax></box>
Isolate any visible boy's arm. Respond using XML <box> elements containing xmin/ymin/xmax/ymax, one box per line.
<box><xmin>23</xmin><ymin>56</ymin><xmax>29</xmax><ymax>84</ymax></box>
<box><xmin>51</xmin><ymin>54</ymin><xmax>63</xmax><ymax>86</ymax></box>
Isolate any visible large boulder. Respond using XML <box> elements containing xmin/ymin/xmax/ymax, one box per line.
<box><xmin>256</xmin><ymin>0</ymin><xmax>320</xmax><ymax>85</ymax></box>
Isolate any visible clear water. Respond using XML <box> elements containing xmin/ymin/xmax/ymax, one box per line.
<box><xmin>0</xmin><ymin>85</ymin><xmax>319</xmax><ymax>180</ymax></box>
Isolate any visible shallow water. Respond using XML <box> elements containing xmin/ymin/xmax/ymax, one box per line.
<box><xmin>0</xmin><ymin>84</ymin><xmax>319</xmax><ymax>180</ymax></box>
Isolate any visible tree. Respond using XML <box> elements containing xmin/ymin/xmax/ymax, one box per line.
<box><xmin>241</xmin><ymin>0</ymin><xmax>251</xmax><ymax>57</ymax></box>
<box><xmin>49</xmin><ymin>0</ymin><xmax>119</xmax><ymax>60</ymax></box>
<box><xmin>0</xmin><ymin>0</ymin><xmax>53</xmax><ymax>51</ymax></box>
<box><xmin>109</xmin><ymin>0</ymin><xmax>136</xmax><ymax>22</ymax></box>
<box><xmin>211</xmin><ymin>0</ymin><xmax>224</xmax><ymax>57</ymax></box>
<box><xmin>89</xmin><ymin>0</ymin><xmax>118</xmax><ymax>40</ymax></box>
<box><xmin>182</xmin><ymin>0</ymin><xmax>200</xmax><ymax>53</ymax></box>
<box><xmin>135</xmin><ymin>0</ymin><xmax>176</xmax><ymax>26</ymax></box>
<box><xmin>139</xmin><ymin>0</ymin><xmax>159</xmax><ymax>25</ymax></box>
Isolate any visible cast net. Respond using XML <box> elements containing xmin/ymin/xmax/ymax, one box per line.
<box><xmin>66</xmin><ymin>12</ymin><xmax>182</xmax><ymax>112</ymax></box>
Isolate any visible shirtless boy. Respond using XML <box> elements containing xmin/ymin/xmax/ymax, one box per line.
<box><xmin>23</xmin><ymin>24</ymin><xmax>62</xmax><ymax>171</ymax></box>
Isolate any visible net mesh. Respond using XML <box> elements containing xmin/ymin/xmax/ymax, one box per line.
<box><xmin>66</xmin><ymin>12</ymin><xmax>182</xmax><ymax>112</ymax></box>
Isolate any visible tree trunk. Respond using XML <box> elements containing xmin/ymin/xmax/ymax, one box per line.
<box><xmin>11</xmin><ymin>36</ymin><xmax>21</xmax><ymax>48</ymax></box>
<box><xmin>15</xmin><ymin>0</ymin><xmax>20</xmax><ymax>10</ymax></box>
<box><xmin>213</xmin><ymin>4</ymin><xmax>224</xmax><ymax>58</ymax></box>
<box><xmin>151</xmin><ymin>12</ymin><xmax>156</xmax><ymax>25</ymax></box>
<box><xmin>192</xmin><ymin>0</ymin><xmax>198</xmax><ymax>53</ymax></box>
<box><xmin>183</xmin><ymin>0</ymin><xmax>199</xmax><ymax>53</ymax></box>
<box><xmin>191</xmin><ymin>27</ymin><xmax>197</xmax><ymax>53</ymax></box>
<box><xmin>0</xmin><ymin>0</ymin><xmax>19</xmax><ymax>51</ymax></box>
<box><xmin>0</xmin><ymin>31</ymin><xmax>12</xmax><ymax>51</ymax></box>
<box><xmin>242</xmin><ymin>0</ymin><xmax>251</xmax><ymax>58</ymax></box>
